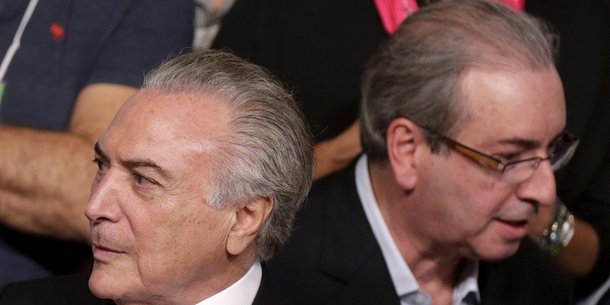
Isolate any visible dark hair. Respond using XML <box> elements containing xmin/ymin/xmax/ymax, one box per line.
<box><xmin>361</xmin><ymin>0</ymin><xmax>558</xmax><ymax>162</ymax></box>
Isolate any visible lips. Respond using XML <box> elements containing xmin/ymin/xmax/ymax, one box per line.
<box><xmin>93</xmin><ymin>243</ymin><xmax>121</xmax><ymax>253</ymax></box>
<box><xmin>498</xmin><ymin>219</ymin><xmax>528</xmax><ymax>226</ymax></box>
<box><xmin>495</xmin><ymin>218</ymin><xmax>530</xmax><ymax>239</ymax></box>
<box><xmin>91</xmin><ymin>243</ymin><xmax>126</xmax><ymax>262</ymax></box>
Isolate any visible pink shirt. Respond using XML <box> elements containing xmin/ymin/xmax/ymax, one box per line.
<box><xmin>373</xmin><ymin>0</ymin><xmax>525</xmax><ymax>34</ymax></box>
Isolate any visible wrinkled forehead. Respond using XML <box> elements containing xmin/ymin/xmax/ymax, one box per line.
<box><xmin>118</xmin><ymin>89</ymin><xmax>230</xmax><ymax>131</ymax></box>
<box><xmin>101</xmin><ymin>89</ymin><xmax>233</xmax><ymax>157</ymax></box>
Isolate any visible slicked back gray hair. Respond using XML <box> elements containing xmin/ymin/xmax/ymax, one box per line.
<box><xmin>361</xmin><ymin>0</ymin><xmax>558</xmax><ymax>162</ymax></box>
<box><xmin>143</xmin><ymin>49</ymin><xmax>314</xmax><ymax>260</ymax></box>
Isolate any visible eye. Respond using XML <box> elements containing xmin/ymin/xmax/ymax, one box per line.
<box><xmin>496</xmin><ymin>152</ymin><xmax>521</xmax><ymax>162</ymax></box>
<box><xmin>133</xmin><ymin>173</ymin><xmax>157</xmax><ymax>187</ymax></box>
<box><xmin>92</xmin><ymin>158</ymin><xmax>109</xmax><ymax>175</ymax></box>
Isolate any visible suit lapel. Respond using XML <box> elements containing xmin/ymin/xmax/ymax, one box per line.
<box><xmin>317</xmin><ymin>165</ymin><xmax>400</xmax><ymax>305</ymax></box>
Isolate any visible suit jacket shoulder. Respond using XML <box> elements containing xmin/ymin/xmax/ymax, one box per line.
<box><xmin>253</xmin><ymin>265</ymin><xmax>294</xmax><ymax>305</ymax></box>
<box><xmin>268</xmin><ymin>164</ymin><xmax>399</xmax><ymax>305</ymax></box>
<box><xmin>0</xmin><ymin>273</ymin><xmax>112</xmax><ymax>305</ymax></box>
<box><xmin>0</xmin><ymin>268</ymin><xmax>293</xmax><ymax>305</ymax></box>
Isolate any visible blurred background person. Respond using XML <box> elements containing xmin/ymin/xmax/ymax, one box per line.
<box><xmin>0</xmin><ymin>0</ymin><xmax>193</xmax><ymax>286</ymax></box>
<box><xmin>193</xmin><ymin>0</ymin><xmax>235</xmax><ymax>49</ymax></box>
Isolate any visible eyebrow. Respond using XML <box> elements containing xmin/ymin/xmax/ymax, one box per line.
<box><xmin>94</xmin><ymin>142</ymin><xmax>172</xmax><ymax>181</ymax></box>
<box><xmin>94</xmin><ymin>142</ymin><xmax>109</xmax><ymax>161</ymax></box>
<box><xmin>121</xmin><ymin>159</ymin><xmax>172</xmax><ymax>181</ymax></box>
<box><xmin>496</xmin><ymin>138</ymin><xmax>539</xmax><ymax>150</ymax></box>
<box><xmin>496</xmin><ymin>131</ymin><xmax>565</xmax><ymax>150</ymax></box>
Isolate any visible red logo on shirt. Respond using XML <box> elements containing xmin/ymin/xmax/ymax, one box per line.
<box><xmin>50</xmin><ymin>23</ymin><xmax>65</xmax><ymax>41</ymax></box>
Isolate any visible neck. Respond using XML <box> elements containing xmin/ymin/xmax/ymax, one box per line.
<box><xmin>121</xmin><ymin>258</ymin><xmax>256</xmax><ymax>305</ymax></box>
<box><xmin>368</xmin><ymin>161</ymin><xmax>464</xmax><ymax>292</ymax></box>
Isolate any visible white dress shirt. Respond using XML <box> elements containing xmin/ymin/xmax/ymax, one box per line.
<box><xmin>355</xmin><ymin>155</ymin><xmax>480</xmax><ymax>305</ymax></box>
<box><xmin>197</xmin><ymin>261</ymin><xmax>262</xmax><ymax>305</ymax></box>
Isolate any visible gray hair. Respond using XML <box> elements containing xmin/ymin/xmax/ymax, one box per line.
<box><xmin>361</xmin><ymin>0</ymin><xmax>558</xmax><ymax>162</ymax></box>
<box><xmin>143</xmin><ymin>49</ymin><xmax>314</xmax><ymax>260</ymax></box>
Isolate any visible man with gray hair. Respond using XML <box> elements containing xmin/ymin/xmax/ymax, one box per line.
<box><xmin>267</xmin><ymin>1</ymin><xmax>575</xmax><ymax>304</ymax></box>
<box><xmin>0</xmin><ymin>49</ymin><xmax>313</xmax><ymax>305</ymax></box>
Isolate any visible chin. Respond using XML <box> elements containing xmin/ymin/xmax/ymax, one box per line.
<box><xmin>89</xmin><ymin>266</ymin><xmax>124</xmax><ymax>300</ymax></box>
<box><xmin>476</xmin><ymin>239</ymin><xmax>522</xmax><ymax>261</ymax></box>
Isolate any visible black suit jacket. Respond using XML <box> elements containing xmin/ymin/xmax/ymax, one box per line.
<box><xmin>212</xmin><ymin>0</ymin><xmax>387</xmax><ymax>142</ymax></box>
<box><xmin>0</xmin><ymin>265</ymin><xmax>290</xmax><ymax>305</ymax></box>
<box><xmin>268</xmin><ymin>164</ymin><xmax>574</xmax><ymax>305</ymax></box>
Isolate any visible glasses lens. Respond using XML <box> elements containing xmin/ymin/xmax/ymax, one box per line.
<box><xmin>550</xmin><ymin>133</ymin><xmax>579</xmax><ymax>170</ymax></box>
<box><xmin>502</xmin><ymin>159</ymin><xmax>540</xmax><ymax>183</ymax></box>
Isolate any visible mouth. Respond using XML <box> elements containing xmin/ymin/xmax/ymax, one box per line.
<box><xmin>495</xmin><ymin>218</ymin><xmax>530</xmax><ymax>239</ymax></box>
<box><xmin>498</xmin><ymin>219</ymin><xmax>528</xmax><ymax>227</ymax></box>
<box><xmin>91</xmin><ymin>243</ymin><xmax>125</xmax><ymax>262</ymax></box>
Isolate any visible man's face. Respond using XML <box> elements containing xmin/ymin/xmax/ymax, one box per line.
<box><xmin>86</xmin><ymin>89</ymin><xmax>236</xmax><ymax>304</ymax></box>
<box><xmin>414</xmin><ymin>65</ymin><xmax>565</xmax><ymax>260</ymax></box>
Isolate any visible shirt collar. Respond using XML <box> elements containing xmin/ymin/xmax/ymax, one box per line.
<box><xmin>197</xmin><ymin>261</ymin><xmax>262</xmax><ymax>305</ymax></box>
<box><xmin>355</xmin><ymin>155</ymin><xmax>480</xmax><ymax>304</ymax></box>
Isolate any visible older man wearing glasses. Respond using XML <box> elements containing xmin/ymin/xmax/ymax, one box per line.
<box><xmin>266</xmin><ymin>1</ymin><xmax>576</xmax><ymax>305</ymax></box>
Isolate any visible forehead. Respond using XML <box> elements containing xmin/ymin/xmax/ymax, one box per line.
<box><xmin>100</xmin><ymin>89</ymin><xmax>233</xmax><ymax>161</ymax></box>
<box><xmin>116</xmin><ymin>89</ymin><xmax>232</xmax><ymax>133</ymax></box>
<box><xmin>455</xmin><ymin>66</ymin><xmax>565</xmax><ymax>144</ymax></box>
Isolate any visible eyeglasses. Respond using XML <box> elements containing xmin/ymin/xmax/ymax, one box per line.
<box><xmin>439</xmin><ymin>132</ymin><xmax>579</xmax><ymax>184</ymax></box>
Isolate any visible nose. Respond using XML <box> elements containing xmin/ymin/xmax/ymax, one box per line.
<box><xmin>515</xmin><ymin>159</ymin><xmax>556</xmax><ymax>207</ymax></box>
<box><xmin>85</xmin><ymin>171</ymin><xmax>122</xmax><ymax>224</ymax></box>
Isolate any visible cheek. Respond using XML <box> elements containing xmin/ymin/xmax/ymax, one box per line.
<box><xmin>136</xmin><ymin>205</ymin><xmax>232</xmax><ymax>280</ymax></box>
<box><xmin>427</xmin><ymin>155</ymin><xmax>512</xmax><ymax>231</ymax></box>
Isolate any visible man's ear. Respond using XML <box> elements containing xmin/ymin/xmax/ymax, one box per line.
<box><xmin>386</xmin><ymin>117</ymin><xmax>427</xmax><ymax>190</ymax></box>
<box><xmin>226</xmin><ymin>197</ymin><xmax>274</xmax><ymax>256</ymax></box>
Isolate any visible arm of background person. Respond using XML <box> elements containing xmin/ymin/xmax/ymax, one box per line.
<box><xmin>569</xmin><ymin>154</ymin><xmax>610</xmax><ymax>297</ymax></box>
<box><xmin>529</xmin><ymin>207</ymin><xmax>600</xmax><ymax>279</ymax></box>
<box><xmin>529</xmin><ymin>148</ymin><xmax>610</xmax><ymax>299</ymax></box>
<box><xmin>555</xmin><ymin>218</ymin><xmax>600</xmax><ymax>279</ymax></box>
<box><xmin>313</xmin><ymin>121</ymin><xmax>362</xmax><ymax>181</ymax></box>
<box><xmin>0</xmin><ymin>0</ymin><xmax>193</xmax><ymax>242</ymax></box>
<box><xmin>0</xmin><ymin>84</ymin><xmax>135</xmax><ymax>241</ymax></box>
